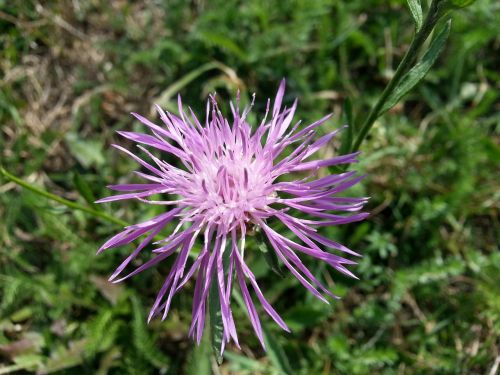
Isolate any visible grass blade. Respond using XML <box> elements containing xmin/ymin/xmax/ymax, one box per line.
<box><xmin>340</xmin><ymin>98</ymin><xmax>354</xmax><ymax>155</ymax></box>
<box><xmin>154</xmin><ymin>61</ymin><xmax>239</xmax><ymax>110</ymax></box>
<box><xmin>73</xmin><ymin>172</ymin><xmax>98</xmax><ymax>208</ymax></box>
<box><xmin>263</xmin><ymin>324</ymin><xmax>293</xmax><ymax>375</ymax></box>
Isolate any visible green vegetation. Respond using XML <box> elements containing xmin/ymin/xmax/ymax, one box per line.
<box><xmin>0</xmin><ymin>0</ymin><xmax>498</xmax><ymax>374</ymax></box>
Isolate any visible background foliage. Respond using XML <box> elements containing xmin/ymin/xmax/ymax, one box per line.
<box><xmin>0</xmin><ymin>0</ymin><xmax>498</xmax><ymax>374</ymax></box>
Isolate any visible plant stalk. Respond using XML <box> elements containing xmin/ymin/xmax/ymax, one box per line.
<box><xmin>0</xmin><ymin>166</ymin><xmax>127</xmax><ymax>227</ymax></box>
<box><xmin>351</xmin><ymin>0</ymin><xmax>444</xmax><ymax>153</ymax></box>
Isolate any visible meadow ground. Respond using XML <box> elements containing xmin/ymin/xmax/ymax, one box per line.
<box><xmin>0</xmin><ymin>1</ymin><xmax>498</xmax><ymax>374</ymax></box>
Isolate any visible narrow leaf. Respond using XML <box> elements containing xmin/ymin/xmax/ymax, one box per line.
<box><xmin>262</xmin><ymin>324</ymin><xmax>293</xmax><ymax>375</ymax></box>
<box><xmin>209</xmin><ymin>241</ymin><xmax>232</xmax><ymax>365</ymax></box>
<box><xmin>406</xmin><ymin>0</ymin><xmax>423</xmax><ymax>31</ymax></box>
<box><xmin>450</xmin><ymin>0</ymin><xmax>477</xmax><ymax>8</ymax></box>
<box><xmin>197</xmin><ymin>31</ymin><xmax>247</xmax><ymax>60</ymax></box>
<box><xmin>209</xmin><ymin>279</ymin><xmax>224</xmax><ymax>365</ymax></box>
<box><xmin>223</xmin><ymin>351</ymin><xmax>266</xmax><ymax>372</ymax></box>
<box><xmin>339</xmin><ymin>98</ymin><xmax>354</xmax><ymax>155</ymax></box>
<box><xmin>258</xmin><ymin>231</ymin><xmax>284</xmax><ymax>277</ymax></box>
<box><xmin>187</xmin><ymin>331</ymin><xmax>212</xmax><ymax>375</ymax></box>
<box><xmin>73</xmin><ymin>173</ymin><xmax>97</xmax><ymax>208</ymax></box>
<box><xmin>154</xmin><ymin>61</ymin><xmax>238</xmax><ymax>109</ymax></box>
<box><xmin>380</xmin><ymin>20</ymin><xmax>451</xmax><ymax>115</ymax></box>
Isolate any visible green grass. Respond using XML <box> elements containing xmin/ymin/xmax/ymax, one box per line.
<box><xmin>0</xmin><ymin>0</ymin><xmax>498</xmax><ymax>374</ymax></box>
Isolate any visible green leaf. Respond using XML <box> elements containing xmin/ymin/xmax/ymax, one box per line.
<box><xmin>43</xmin><ymin>339</ymin><xmax>87</xmax><ymax>373</ymax></box>
<box><xmin>406</xmin><ymin>0</ymin><xmax>423</xmax><ymax>32</ymax></box>
<box><xmin>208</xmin><ymin>280</ymin><xmax>224</xmax><ymax>366</ymax></box>
<box><xmin>5</xmin><ymin>354</ymin><xmax>42</xmax><ymax>374</ymax></box>
<box><xmin>257</xmin><ymin>230</ymin><xmax>284</xmax><ymax>277</ymax></box>
<box><xmin>380</xmin><ymin>20</ymin><xmax>451</xmax><ymax>115</ymax></box>
<box><xmin>85</xmin><ymin>309</ymin><xmax>115</xmax><ymax>356</ymax></box>
<box><xmin>209</xmin><ymin>241</ymin><xmax>232</xmax><ymax>365</ymax></box>
<box><xmin>154</xmin><ymin>61</ymin><xmax>238</xmax><ymax>110</ymax></box>
<box><xmin>340</xmin><ymin>98</ymin><xmax>354</xmax><ymax>155</ymax></box>
<box><xmin>283</xmin><ymin>303</ymin><xmax>332</xmax><ymax>331</ymax></box>
<box><xmin>73</xmin><ymin>173</ymin><xmax>97</xmax><ymax>208</ymax></box>
<box><xmin>262</xmin><ymin>325</ymin><xmax>293</xmax><ymax>375</ymax></box>
<box><xmin>64</xmin><ymin>133</ymin><xmax>105</xmax><ymax>168</ymax></box>
<box><xmin>131</xmin><ymin>295</ymin><xmax>170</xmax><ymax>369</ymax></box>
<box><xmin>449</xmin><ymin>0</ymin><xmax>476</xmax><ymax>8</ymax></box>
<box><xmin>186</xmin><ymin>333</ymin><xmax>212</xmax><ymax>375</ymax></box>
<box><xmin>197</xmin><ymin>31</ymin><xmax>248</xmax><ymax>61</ymax></box>
<box><xmin>223</xmin><ymin>351</ymin><xmax>266</xmax><ymax>372</ymax></box>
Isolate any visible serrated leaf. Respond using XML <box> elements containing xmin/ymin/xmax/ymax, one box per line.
<box><xmin>380</xmin><ymin>20</ymin><xmax>451</xmax><ymax>115</ymax></box>
<box><xmin>85</xmin><ymin>309</ymin><xmax>116</xmax><ymax>356</ymax></box>
<box><xmin>131</xmin><ymin>295</ymin><xmax>169</xmax><ymax>369</ymax></box>
<box><xmin>44</xmin><ymin>339</ymin><xmax>87</xmax><ymax>373</ymax></box>
<box><xmin>406</xmin><ymin>0</ymin><xmax>423</xmax><ymax>31</ymax></box>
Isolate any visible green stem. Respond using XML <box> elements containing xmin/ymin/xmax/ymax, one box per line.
<box><xmin>1</xmin><ymin>166</ymin><xmax>201</xmax><ymax>258</ymax></box>
<box><xmin>0</xmin><ymin>166</ymin><xmax>127</xmax><ymax>227</ymax></box>
<box><xmin>351</xmin><ymin>0</ymin><xmax>444</xmax><ymax>153</ymax></box>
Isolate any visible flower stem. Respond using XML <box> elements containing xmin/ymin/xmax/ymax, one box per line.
<box><xmin>0</xmin><ymin>166</ymin><xmax>127</xmax><ymax>227</ymax></box>
<box><xmin>351</xmin><ymin>0</ymin><xmax>444</xmax><ymax>153</ymax></box>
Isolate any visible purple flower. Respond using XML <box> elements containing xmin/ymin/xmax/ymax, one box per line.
<box><xmin>97</xmin><ymin>80</ymin><xmax>368</xmax><ymax>351</ymax></box>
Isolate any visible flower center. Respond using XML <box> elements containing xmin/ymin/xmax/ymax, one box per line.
<box><xmin>189</xmin><ymin>150</ymin><xmax>274</xmax><ymax>227</ymax></box>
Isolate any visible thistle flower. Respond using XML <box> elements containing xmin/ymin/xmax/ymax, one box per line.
<box><xmin>97</xmin><ymin>80</ymin><xmax>368</xmax><ymax>350</ymax></box>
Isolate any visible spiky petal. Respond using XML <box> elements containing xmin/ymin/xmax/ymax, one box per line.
<box><xmin>97</xmin><ymin>80</ymin><xmax>368</xmax><ymax>350</ymax></box>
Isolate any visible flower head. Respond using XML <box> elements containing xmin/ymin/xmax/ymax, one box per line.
<box><xmin>97</xmin><ymin>80</ymin><xmax>368</xmax><ymax>350</ymax></box>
